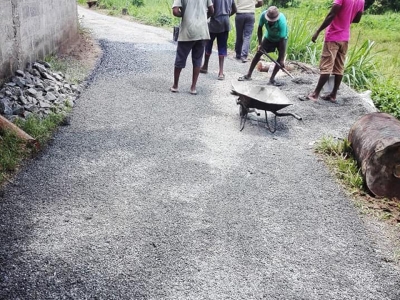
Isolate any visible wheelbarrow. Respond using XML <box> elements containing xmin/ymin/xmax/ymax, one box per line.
<box><xmin>232</xmin><ymin>82</ymin><xmax>302</xmax><ymax>133</ymax></box>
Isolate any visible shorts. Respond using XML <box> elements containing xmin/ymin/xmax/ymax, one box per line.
<box><xmin>205</xmin><ymin>31</ymin><xmax>229</xmax><ymax>56</ymax></box>
<box><xmin>175</xmin><ymin>40</ymin><xmax>206</xmax><ymax>69</ymax></box>
<box><xmin>319</xmin><ymin>41</ymin><xmax>348</xmax><ymax>75</ymax></box>
<box><xmin>260</xmin><ymin>38</ymin><xmax>283</xmax><ymax>54</ymax></box>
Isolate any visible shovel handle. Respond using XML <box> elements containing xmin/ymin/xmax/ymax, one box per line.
<box><xmin>261</xmin><ymin>49</ymin><xmax>294</xmax><ymax>79</ymax></box>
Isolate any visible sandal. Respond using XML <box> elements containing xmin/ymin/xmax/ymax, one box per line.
<box><xmin>298</xmin><ymin>95</ymin><xmax>318</xmax><ymax>102</ymax></box>
<box><xmin>218</xmin><ymin>74</ymin><xmax>225</xmax><ymax>80</ymax></box>
<box><xmin>269</xmin><ymin>79</ymin><xmax>283</xmax><ymax>87</ymax></box>
<box><xmin>238</xmin><ymin>75</ymin><xmax>252</xmax><ymax>81</ymax></box>
<box><xmin>200</xmin><ymin>69</ymin><xmax>208</xmax><ymax>74</ymax></box>
<box><xmin>320</xmin><ymin>94</ymin><xmax>337</xmax><ymax>103</ymax></box>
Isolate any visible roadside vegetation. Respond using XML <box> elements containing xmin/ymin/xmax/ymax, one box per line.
<box><xmin>0</xmin><ymin>112</ymin><xmax>69</xmax><ymax>183</ymax></box>
<box><xmin>0</xmin><ymin>27</ymin><xmax>93</xmax><ymax>185</ymax></box>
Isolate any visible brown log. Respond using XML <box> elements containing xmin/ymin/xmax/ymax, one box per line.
<box><xmin>348</xmin><ymin>112</ymin><xmax>400</xmax><ymax>199</ymax></box>
<box><xmin>0</xmin><ymin>115</ymin><xmax>39</xmax><ymax>150</ymax></box>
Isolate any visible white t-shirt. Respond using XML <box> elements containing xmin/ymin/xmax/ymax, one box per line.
<box><xmin>172</xmin><ymin>0</ymin><xmax>213</xmax><ymax>41</ymax></box>
<box><xmin>236</xmin><ymin>0</ymin><xmax>259</xmax><ymax>13</ymax></box>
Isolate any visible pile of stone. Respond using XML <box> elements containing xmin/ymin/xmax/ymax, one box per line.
<box><xmin>0</xmin><ymin>61</ymin><xmax>83</xmax><ymax>122</ymax></box>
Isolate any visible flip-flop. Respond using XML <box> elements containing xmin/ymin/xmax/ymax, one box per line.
<box><xmin>189</xmin><ymin>90</ymin><xmax>197</xmax><ymax>95</ymax></box>
<box><xmin>170</xmin><ymin>87</ymin><xmax>178</xmax><ymax>93</ymax></box>
<box><xmin>298</xmin><ymin>95</ymin><xmax>317</xmax><ymax>101</ymax></box>
<box><xmin>320</xmin><ymin>94</ymin><xmax>337</xmax><ymax>103</ymax></box>
<box><xmin>218</xmin><ymin>74</ymin><xmax>225</xmax><ymax>80</ymax></box>
<box><xmin>269</xmin><ymin>80</ymin><xmax>283</xmax><ymax>87</ymax></box>
<box><xmin>200</xmin><ymin>69</ymin><xmax>208</xmax><ymax>74</ymax></box>
<box><xmin>238</xmin><ymin>75</ymin><xmax>251</xmax><ymax>81</ymax></box>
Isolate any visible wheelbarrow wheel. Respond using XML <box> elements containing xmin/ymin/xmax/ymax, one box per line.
<box><xmin>239</xmin><ymin>104</ymin><xmax>248</xmax><ymax>131</ymax></box>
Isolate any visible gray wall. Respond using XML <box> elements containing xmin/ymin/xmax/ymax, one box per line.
<box><xmin>0</xmin><ymin>0</ymin><xmax>78</xmax><ymax>83</ymax></box>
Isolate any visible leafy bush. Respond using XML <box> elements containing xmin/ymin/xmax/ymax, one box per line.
<box><xmin>370</xmin><ymin>79</ymin><xmax>400</xmax><ymax>119</ymax></box>
<box><xmin>268</xmin><ymin>0</ymin><xmax>300</xmax><ymax>8</ymax></box>
<box><xmin>156</xmin><ymin>14</ymin><xmax>172</xmax><ymax>26</ymax></box>
<box><xmin>131</xmin><ymin>0</ymin><xmax>144</xmax><ymax>7</ymax></box>
<box><xmin>367</xmin><ymin>0</ymin><xmax>400</xmax><ymax>14</ymax></box>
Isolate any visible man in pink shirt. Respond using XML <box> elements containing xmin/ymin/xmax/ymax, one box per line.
<box><xmin>301</xmin><ymin>0</ymin><xmax>365</xmax><ymax>102</ymax></box>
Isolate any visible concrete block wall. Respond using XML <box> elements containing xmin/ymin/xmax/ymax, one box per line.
<box><xmin>0</xmin><ymin>0</ymin><xmax>78</xmax><ymax>84</ymax></box>
<box><xmin>0</xmin><ymin>1</ymin><xmax>15</xmax><ymax>82</ymax></box>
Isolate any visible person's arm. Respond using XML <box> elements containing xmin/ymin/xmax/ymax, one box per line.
<box><xmin>255</xmin><ymin>0</ymin><xmax>263</xmax><ymax>8</ymax></box>
<box><xmin>172</xmin><ymin>6</ymin><xmax>182</xmax><ymax>18</ymax></box>
<box><xmin>352</xmin><ymin>11</ymin><xmax>363</xmax><ymax>23</ymax></box>
<box><xmin>257</xmin><ymin>25</ymin><xmax>263</xmax><ymax>45</ymax></box>
<box><xmin>230</xmin><ymin>2</ymin><xmax>237</xmax><ymax>16</ymax></box>
<box><xmin>311</xmin><ymin>3</ymin><xmax>341</xmax><ymax>42</ymax></box>
<box><xmin>207</xmin><ymin>5</ymin><xmax>214</xmax><ymax>18</ymax></box>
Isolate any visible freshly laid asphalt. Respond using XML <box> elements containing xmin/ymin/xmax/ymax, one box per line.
<box><xmin>1</xmin><ymin>6</ymin><xmax>399</xmax><ymax>300</ymax></box>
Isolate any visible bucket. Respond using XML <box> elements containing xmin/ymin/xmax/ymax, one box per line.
<box><xmin>322</xmin><ymin>75</ymin><xmax>335</xmax><ymax>93</ymax></box>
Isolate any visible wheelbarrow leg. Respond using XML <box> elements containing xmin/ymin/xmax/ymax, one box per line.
<box><xmin>239</xmin><ymin>104</ymin><xmax>248</xmax><ymax>131</ymax></box>
<box><xmin>264</xmin><ymin>111</ymin><xmax>278</xmax><ymax>133</ymax></box>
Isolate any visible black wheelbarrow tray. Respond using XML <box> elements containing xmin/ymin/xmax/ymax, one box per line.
<box><xmin>231</xmin><ymin>82</ymin><xmax>302</xmax><ymax>133</ymax></box>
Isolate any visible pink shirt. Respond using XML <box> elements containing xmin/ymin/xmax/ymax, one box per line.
<box><xmin>325</xmin><ymin>0</ymin><xmax>365</xmax><ymax>42</ymax></box>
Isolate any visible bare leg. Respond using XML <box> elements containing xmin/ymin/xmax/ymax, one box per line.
<box><xmin>307</xmin><ymin>74</ymin><xmax>330</xmax><ymax>101</ymax></box>
<box><xmin>269</xmin><ymin>64</ymin><xmax>280</xmax><ymax>82</ymax></box>
<box><xmin>172</xmin><ymin>67</ymin><xmax>182</xmax><ymax>90</ymax></box>
<box><xmin>190</xmin><ymin>66</ymin><xmax>201</xmax><ymax>94</ymax></box>
<box><xmin>330</xmin><ymin>74</ymin><xmax>343</xmax><ymax>100</ymax></box>
<box><xmin>200</xmin><ymin>54</ymin><xmax>210</xmax><ymax>73</ymax></box>
<box><xmin>246</xmin><ymin>51</ymin><xmax>263</xmax><ymax>78</ymax></box>
<box><xmin>218</xmin><ymin>56</ymin><xmax>224</xmax><ymax>77</ymax></box>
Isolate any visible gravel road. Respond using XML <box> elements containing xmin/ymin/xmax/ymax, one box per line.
<box><xmin>1</xmin><ymin>6</ymin><xmax>399</xmax><ymax>300</ymax></box>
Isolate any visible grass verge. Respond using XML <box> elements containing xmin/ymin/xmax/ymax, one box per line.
<box><xmin>0</xmin><ymin>111</ymin><xmax>70</xmax><ymax>185</ymax></box>
<box><xmin>315</xmin><ymin>136</ymin><xmax>400</xmax><ymax>263</ymax></box>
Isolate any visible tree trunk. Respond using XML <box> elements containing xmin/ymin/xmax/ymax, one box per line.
<box><xmin>348</xmin><ymin>112</ymin><xmax>400</xmax><ymax>199</ymax></box>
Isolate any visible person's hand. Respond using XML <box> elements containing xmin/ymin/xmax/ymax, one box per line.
<box><xmin>311</xmin><ymin>31</ymin><xmax>319</xmax><ymax>43</ymax></box>
<box><xmin>278</xmin><ymin>59</ymin><xmax>285</xmax><ymax>69</ymax></box>
<box><xmin>257</xmin><ymin>44</ymin><xmax>262</xmax><ymax>51</ymax></box>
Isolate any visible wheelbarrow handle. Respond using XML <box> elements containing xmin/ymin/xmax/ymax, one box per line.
<box><xmin>260</xmin><ymin>49</ymin><xmax>294</xmax><ymax>79</ymax></box>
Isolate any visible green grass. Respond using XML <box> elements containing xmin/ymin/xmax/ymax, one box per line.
<box><xmin>15</xmin><ymin>112</ymin><xmax>69</xmax><ymax>146</ymax></box>
<box><xmin>315</xmin><ymin>136</ymin><xmax>364</xmax><ymax>193</ymax></box>
<box><xmin>0</xmin><ymin>130</ymin><xmax>30</xmax><ymax>182</ymax></box>
<box><xmin>0</xmin><ymin>111</ymin><xmax>69</xmax><ymax>184</ymax></box>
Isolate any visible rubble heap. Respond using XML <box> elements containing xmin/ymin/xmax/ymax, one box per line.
<box><xmin>0</xmin><ymin>61</ymin><xmax>83</xmax><ymax>122</ymax></box>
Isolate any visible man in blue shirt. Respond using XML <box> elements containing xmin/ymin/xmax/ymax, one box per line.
<box><xmin>238</xmin><ymin>6</ymin><xmax>288</xmax><ymax>86</ymax></box>
<box><xmin>200</xmin><ymin>0</ymin><xmax>237</xmax><ymax>80</ymax></box>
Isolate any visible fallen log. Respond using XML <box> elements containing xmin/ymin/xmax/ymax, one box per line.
<box><xmin>0</xmin><ymin>115</ymin><xmax>39</xmax><ymax>150</ymax></box>
<box><xmin>348</xmin><ymin>112</ymin><xmax>400</xmax><ymax>199</ymax></box>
